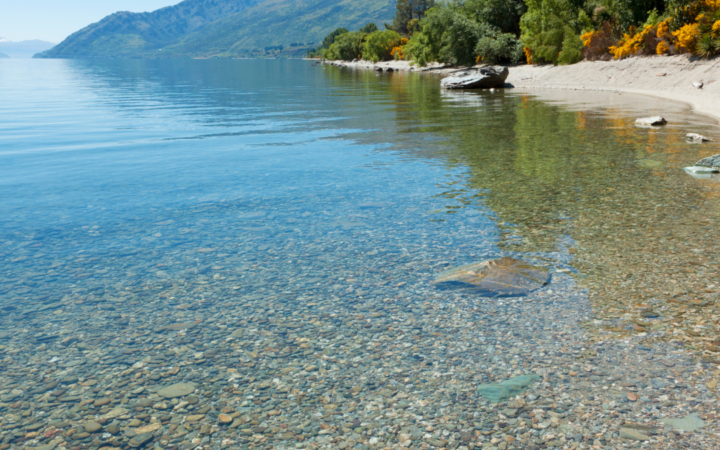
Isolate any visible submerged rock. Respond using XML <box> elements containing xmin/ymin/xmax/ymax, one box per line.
<box><xmin>635</xmin><ymin>116</ymin><xmax>667</xmax><ymax>127</ymax></box>
<box><xmin>686</xmin><ymin>133</ymin><xmax>711</xmax><ymax>143</ymax></box>
<box><xmin>158</xmin><ymin>382</ymin><xmax>195</xmax><ymax>398</ymax></box>
<box><xmin>440</xmin><ymin>66</ymin><xmax>509</xmax><ymax>90</ymax></box>
<box><xmin>695</xmin><ymin>154</ymin><xmax>720</xmax><ymax>168</ymax></box>
<box><xmin>434</xmin><ymin>257</ymin><xmax>550</xmax><ymax>295</ymax></box>
<box><xmin>660</xmin><ymin>413</ymin><xmax>706</xmax><ymax>432</ymax></box>
<box><xmin>476</xmin><ymin>374</ymin><xmax>539</xmax><ymax>402</ymax></box>
<box><xmin>619</xmin><ymin>428</ymin><xmax>650</xmax><ymax>441</ymax></box>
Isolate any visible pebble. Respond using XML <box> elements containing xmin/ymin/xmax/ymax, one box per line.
<box><xmin>83</xmin><ymin>421</ymin><xmax>102</xmax><ymax>433</ymax></box>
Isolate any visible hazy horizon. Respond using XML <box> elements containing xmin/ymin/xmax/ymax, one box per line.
<box><xmin>0</xmin><ymin>0</ymin><xmax>177</xmax><ymax>43</ymax></box>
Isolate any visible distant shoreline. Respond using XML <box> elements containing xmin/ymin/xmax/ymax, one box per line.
<box><xmin>322</xmin><ymin>55</ymin><xmax>720</xmax><ymax>123</ymax></box>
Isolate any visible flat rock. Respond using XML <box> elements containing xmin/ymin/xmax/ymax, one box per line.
<box><xmin>635</xmin><ymin>116</ymin><xmax>667</xmax><ymax>127</ymax></box>
<box><xmin>476</xmin><ymin>374</ymin><xmax>539</xmax><ymax>402</ymax></box>
<box><xmin>84</xmin><ymin>421</ymin><xmax>102</xmax><ymax>433</ymax></box>
<box><xmin>434</xmin><ymin>257</ymin><xmax>549</xmax><ymax>295</ymax></box>
<box><xmin>128</xmin><ymin>432</ymin><xmax>153</xmax><ymax>447</ymax></box>
<box><xmin>101</xmin><ymin>407</ymin><xmax>129</xmax><ymax>419</ymax></box>
<box><xmin>660</xmin><ymin>413</ymin><xmax>706</xmax><ymax>432</ymax></box>
<box><xmin>686</xmin><ymin>133</ymin><xmax>711</xmax><ymax>143</ymax></box>
<box><xmin>441</xmin><ymin>66</ymin><xmax>509</xmax><ymax>90</ymax></box>
<box><xmin>231</xmin><ymin>329</ymin><xmax>244</xmax><ymax>338</ymax></box>
<box><xmin>135</xmin><ymin>423</ymin><xmax>161</xmax><ymax>434</ymax></box>
<box><xmin>158</xmin><ymin>382</ymin><xmax>196</xmax><ymax>398</ymax></box>
<box><xmin>619</xmin><ymin>427</ymin><xmax>650</xmax><ymax>441</ymax></box>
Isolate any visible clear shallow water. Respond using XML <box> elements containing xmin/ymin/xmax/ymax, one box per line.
<box><xmin>1</xmin><ymin>59</ymin><xmax>720</xmax><ymax>449</ymax></box>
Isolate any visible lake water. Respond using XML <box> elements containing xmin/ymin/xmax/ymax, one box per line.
<box><xmin>1</xmin><ymin>59</ymin><xmax>719</xmax><ymax>449</ymax></box>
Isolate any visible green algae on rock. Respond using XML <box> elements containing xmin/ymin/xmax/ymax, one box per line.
<box><xmin>434</xmin><ymin>257</ymin><xmax>550</xmax><ymax>295</ymax></box>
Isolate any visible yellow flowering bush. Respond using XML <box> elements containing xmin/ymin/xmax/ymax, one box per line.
<box><xmin>580</xmin><ymin>31</ymin><xmax>595</xmax><ymax>46</ymax></box>
<box><xmin>657</xmin><ymin>20</ymin><xmax>671</xmax><ymax>38</ymax></box>
<box><xmin>391</xmin><ymin>38</ymin><xmax>409</xmax><ymax>60</ymax></box>
<box><xmin>609</xmin><ymin>25</ymin><xmax>656</xmax><ymax>58</ymax></box>
<box><xmin>656</xmin><ymin>41</ymin><xmax>670</xmax><ymax>54</ymax></box>
<box><xmin>672</xmin><ymin>23</ymin><xmax>701</xmax><ymax>52</ymax></box>
<box><xmin>523</xmin><ymin>46</ymin><xmax>534</xmax><ymax>64</ymax></box>
<box><xmin>713</xmin><ymin>20</ymin><xmax>720</xmax><ymax>36</ymax></box>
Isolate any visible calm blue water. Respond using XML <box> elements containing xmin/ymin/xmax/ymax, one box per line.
<box><xmin>1</xmin><ymin>59</ymin><xmax>717</xmax><ymax>449</ymax></box>
<box><xmin>0</xmin><ymin>61</ymin><xmax>485</xmax><ymax>269</ymax></box>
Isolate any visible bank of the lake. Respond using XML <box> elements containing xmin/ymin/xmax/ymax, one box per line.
<box><xmin>323</xmin><ymin>55</ymin><xmax>720</xmax><ymax>123</ymax></box>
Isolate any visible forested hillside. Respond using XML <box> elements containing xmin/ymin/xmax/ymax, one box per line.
<box><xmin>35</xmin><ymin>0</ymin><xmax>394</xmax><ymax>59</ymax></box>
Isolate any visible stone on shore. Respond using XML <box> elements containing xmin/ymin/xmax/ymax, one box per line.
<box><xmin>434</xmin><ymin>257</ymin><xmax>549</xmax><ymax>295</ymax></box>
<box><xmin>440</xmin><ymin>66</ymin><xmax>509</xmax><ymax>89</ymax></box>
<box><xmin>686</xmin><ymin>133</ymin><xmax>710</xmax><ymax>143</ymax></box>
<box><xmin>635</xmin><ymin>116</ymin><xmax>667</xmax><ymax>127</ymax></box>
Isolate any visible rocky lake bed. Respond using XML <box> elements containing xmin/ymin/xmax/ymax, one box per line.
<box><xmin>2</xmin><ymin>59</ymin><xmax>720</xmax><ymax>450</ymax></box>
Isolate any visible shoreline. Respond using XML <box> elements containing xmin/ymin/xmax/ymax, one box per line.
<box><xmin>324</xmin><ymin>55</ymin><xmax>720</xmax><ymax>123</ymax></box>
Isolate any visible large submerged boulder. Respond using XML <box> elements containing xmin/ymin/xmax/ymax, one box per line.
<box><xmin>440</xmin><ymin>66</ymin><xmax>509</xmax><ymax>90</ymax></box>
<box><xmin>433</xmin><ymin>257</ymin><xmax>549</xmax><ymax>295</ymax></box>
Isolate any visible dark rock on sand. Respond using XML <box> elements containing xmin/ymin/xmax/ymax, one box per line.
<box><xmin>441</xmin><ymin>66</ymin><xmax>509</xmax><ymax>89</ymax></box>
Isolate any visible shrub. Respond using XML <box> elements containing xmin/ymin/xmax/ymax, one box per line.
<box><xmin>323</xmin><ymin>32</ymin><xmax>367</xmax><ymax>60</ymax></box>
<box><xmin>558</xmin><ymin>27</ymin><xmax>584</xmax><ymax>64</ymax></box>
<box><xmin>581</xmin><ymin>21</ymin><xmax>620</xmax><ymax>60</ymax></box>
<box><xmin>475</xmin><ymin>32</ymin><xmax>524</xmax><ymax>64</ymax></box>
<box><xmin>696</xmin><ymin>32</ymin><xmax>719</xmax><ymax>55</ymax></box>
<box><xmin>391</xmin><ymin>38</ymin><xmax>410</xmax><ymax>60</ymax></box>
<box><xmin>521</xmin><ymin>0</ymin><xmax>583</xmax><ymax>64</ymax></box>
<box><xmin>322</xmin><ymin>28</ymin><xmax>349</xmax><ymax>50</ymax></box>
<box><xmin>672</xmin><ymin>23</ymin><xmax>701</xmax><ymax>52</ymax></box>
<box><xmin>363</xmin><ymin>30</ymin><xmax>403</xmax><ymax>62</ymax></box>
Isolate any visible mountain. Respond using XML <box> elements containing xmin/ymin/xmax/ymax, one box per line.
<box><xmin>35</xmin><ymin>0</ymin><xmax>395</xmax><ymax>59</ymax></box>
<box><xmin>0</xmin><ymin>39</ymin><xmax>55</xmax><ymax>58</ymax></box>
<box><xmin>0</xmin><ymin>52</ymin><xmax>9</xmax><ymax>59</ymax></box>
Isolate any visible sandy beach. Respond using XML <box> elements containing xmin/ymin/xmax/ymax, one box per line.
<box><xmin>324</xmin><ymin>55</ymin><xmax>720</xmax><ymax>122</ymax></box>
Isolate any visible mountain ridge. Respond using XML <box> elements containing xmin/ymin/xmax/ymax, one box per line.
<box><xmin>0</xmin><ymin>39</ymin><xmax>55</xmax><ymax>58</ymax></box>
<box><xmin>35</xmin><ymin>0</ymin><xmax>395</xmax><ymax>59</ymax></box>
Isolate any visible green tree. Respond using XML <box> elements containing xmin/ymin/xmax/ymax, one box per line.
<box><xmin>360</xmin><ymin>23</ymin><xmax>379</xmax><ymax>34</ymax></box>
<box><xmin>521</xmin><ymin>0</ymin><xmax>583</xmax><ymax>64</ymax></box>
<box><xmin>363</xmin><ymin>30</ymin><xmax>403</xmax><ymax>62</ymax></box>
<box><xmin>323</xmin><ymin>31</ymin><xmax>367</xmax><ymax>60</ymax></box>
<box><xmin>388</xmin><ymin>0</ymin><xmax>436</xmax><ymax>35</ymax></box>
<box><xmin>406</xmin><ymin>3</ymin><xmax>524</xmax><ymax>66</ymax></box>
<box><xmin>463</xmin><ymin>0</ymin><xmax>528</xmax><ymax>35</ymax></box>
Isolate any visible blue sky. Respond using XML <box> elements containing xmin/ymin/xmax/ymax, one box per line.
<box><xmin>0</xmin><ymin>0</ymin><xmax>177</xmax><ymax>43</ymax></box>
